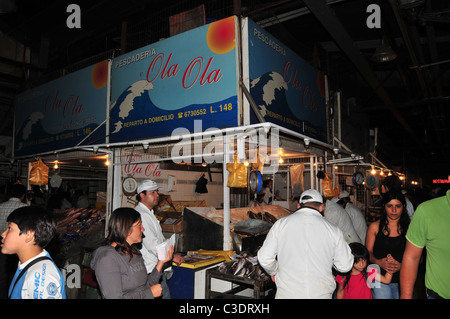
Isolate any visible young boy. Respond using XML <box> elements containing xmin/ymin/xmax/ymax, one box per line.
<box><xmin>1</xmin><ymin>206</ymin><xmax>66</xmax><ymax>299</ymax></box>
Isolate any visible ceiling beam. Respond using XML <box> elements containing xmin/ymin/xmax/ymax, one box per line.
<box><xmin>302</xmin><ymin>0</ymin><xmax>417</xmax><ymax>141</ymax></box>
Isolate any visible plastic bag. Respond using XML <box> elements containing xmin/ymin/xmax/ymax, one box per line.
<box><xmin>195</xmin><ymin>174</ymin><xmax>208</xmax><ymax>193</ymax></box>
<box><xmin>322</xmin><ymin>173</ymin><xmax>337</xmax><ymax>198</ymax></box>
<box><xmin>29</xmin><ymin>158</ymin><xmax>49</xmax><ymax>185</ymax></box>
<box><xmin>226</xmin><ymin>155</ymin><xmax>247</xmax><ymax>188</ymax></box>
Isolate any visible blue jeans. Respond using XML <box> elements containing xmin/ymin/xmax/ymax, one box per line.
<box><xmin>372</xmin><ymin>282</ymin><xmax>400</xmax><ymax>299</ymax></box>
<box><xmin>426</xmin><ymin>288</ymin><xmax>443</xmax><ymax>299</ymax></box>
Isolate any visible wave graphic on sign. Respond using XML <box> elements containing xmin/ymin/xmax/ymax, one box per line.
<box><xmin>109</xmin><ymin>80</ymin><xmax>237</xmax><ymax>143</ymax></box>
<box><xmin>250</xmin><ymin>71</ymin><xmax>288</xmax><ymax>118</ymax></box>
<box><xmin>249</xmin><ymin>71</ymin><xmax>326</xmax><ymax>141</ymax></box>
<box><xmin>14</xmin><ymin>112</ymin><xmax>102</xmax><ymax>156</ymax></box>
<box><xmin>110</xmin><ymin>80</ymin><xmax>154</xmax><ymax>134</ymax></box>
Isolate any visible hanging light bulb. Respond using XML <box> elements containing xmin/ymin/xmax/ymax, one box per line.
<box><xmin>54</xmin><ymin>160</ymin><xmax>59</xmax><ymax>170</ymax></box>
<box><xmin>105</xmin><ymin>155</ymin><xmax>110</xmax><ymax>166</ymax></box>
<box><xmin>371</xmin><ymin>165</ymin><xmax>376</xmax><ymax>175</ymax></box>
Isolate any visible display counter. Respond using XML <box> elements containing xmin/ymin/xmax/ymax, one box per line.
<box><xmin>182</xmin><ymin>205</ymin><xmax>292</xmax><ymax>253</ymax></box>
<box><xmin>167</xmin><ymin>254</ymin><xmax>226</xmax><ymax>299</ymax></box>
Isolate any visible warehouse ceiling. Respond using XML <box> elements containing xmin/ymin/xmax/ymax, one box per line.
<box><xmin>0</xmin><ymin>0</ymin><xmax>449</xmax><ymax>183</ymax></box>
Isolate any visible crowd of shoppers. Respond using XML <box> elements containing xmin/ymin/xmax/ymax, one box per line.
<box><xmin>1</xmin><ymin>177</ymin><xmax>448</xmax><ymax>299</ymax></box>
<box><xmin>259</xmin><ymin>183</ymin><xmax>450</xmax><ymax>299</ymax></box>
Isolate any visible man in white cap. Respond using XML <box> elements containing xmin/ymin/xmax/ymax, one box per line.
<box><xmin>257</xmin><ymin>189</ymin><xmax>353</xmax><ymax>298</ymax></box>
<box><xmin>135</xmin><ymin>179</ymin><xmax>184</xmax><ymax>299</ymax></box>
<box><xmin>336</xmin><ymin>191</ymin><xmax>367</xmax><ymax>243</ymax></box>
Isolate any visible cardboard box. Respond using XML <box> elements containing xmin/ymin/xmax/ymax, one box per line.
<box><xmin>158</xmin><ymin>211</ymin><xmax>183</xmax><ymax>233</ymax></box>
<box><xmin>160</xmin><ymin>216</ymin><xmax>183</xmax><ymax>233</ymax></box>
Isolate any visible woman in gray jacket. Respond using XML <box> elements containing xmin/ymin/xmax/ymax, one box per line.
<box><xmin>91</xmin><ymin>207</ymin><xmax>173</xmax><ymax>299</ymax></box>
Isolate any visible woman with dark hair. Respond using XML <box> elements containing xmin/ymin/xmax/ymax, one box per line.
<box><xmin>366</xmin><ymin>191</ymin><xmax>410</xmax><ymax>299</ymax></box>
<box><xmin>91</xmin><ymin>207</ymin><xmax>173</xmax><ymax>299</ymax></box>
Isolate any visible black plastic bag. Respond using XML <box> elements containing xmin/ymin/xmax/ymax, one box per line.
<box><xmin>195</xmin><ymin>174</ymin><xmax>208</xmax><ymax>193</ymax></box>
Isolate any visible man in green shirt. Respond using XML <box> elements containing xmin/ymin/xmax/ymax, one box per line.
<box><xmin>400</xmin><ymin>189</ymin><xmax>450</xmax><ymax>299</ymax></box>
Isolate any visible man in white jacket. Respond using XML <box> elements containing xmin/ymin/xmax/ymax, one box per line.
<box><xmin>257</xmin><ymin>189</ymin><xmax>353</xmax><ymax>299</ymax></box>
<box><xmin>134</xmin><ymin>180</ymin><xmax>184</xmax><ymax>299</ymax></box>
<box><xmin>335</xmin><ymin>191</ymin><xmax>367</xmax><ymax>244</ymax></box>
<box><xmin>324</xmin><ymin>198</ymin><xmax>362</xmax><ymax>244</ymax></box>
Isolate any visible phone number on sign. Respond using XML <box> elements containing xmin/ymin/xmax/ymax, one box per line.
<box><xmin>182</xmin><ymin>108</ymin><xmax>207</xmax><ymax>118</ymax></box>
<box><xmin>179</xmin><ymin>103</ymin><xmax>234</xmax><ymax>118</ymax></box>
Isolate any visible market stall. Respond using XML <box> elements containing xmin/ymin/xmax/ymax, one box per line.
<box><xmin>11</xmin><ymin>15</ymin><xmax>362</xmax><ymax>299</ymax></box>
<box><xmin>101</xmin><ymin>15</ymin><xmax>360</xmax><ymax>299</ymax></box>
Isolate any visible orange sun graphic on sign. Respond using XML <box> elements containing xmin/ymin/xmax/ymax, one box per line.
<box><xmin>91</xmin><ymin>60</ymin><xmax>108</xmax><ymax>89</ymax></box>
<box><xmin>206</xmin><ymin>16</ymin><xmax>236</xmax><ymax>54</ymax></box>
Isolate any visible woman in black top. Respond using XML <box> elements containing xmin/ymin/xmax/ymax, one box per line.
<box><xmin>366</xmin><ymin>191</ymin><xmax>410</xmax><ymax>299</ymax></box>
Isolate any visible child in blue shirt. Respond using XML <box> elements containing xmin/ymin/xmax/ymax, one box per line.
<box><xmin>1</xmin><ymin>206</ymin><xmax>66</xmax><ymax>299</ymax></box>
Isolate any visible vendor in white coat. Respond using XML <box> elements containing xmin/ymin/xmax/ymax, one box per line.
<box><xmin>257</xmin><ymin>189</ymin><xmax>353</xmax><ymax>299</ymax></box>
<box><xmin>334</xmin><ymin>191</ymin><xmax>367</xmax><ymax>244</ymax></box>
<box><xmin>324</xmin><ymin>197</ymin><xmax>362</xmax><ymax>244</ymax></box>
<box><xmin>135</xmin><ymin>180</ymin><xmax>184</xmax><ymax>299</ymax></box>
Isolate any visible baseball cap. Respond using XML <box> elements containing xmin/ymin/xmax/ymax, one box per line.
<box><xmin>338</xmin><ymin>191</ymin><xmax>350</xmax><ymax>199</ymax></box>
<box><xmin>299</xmin><ymin>189</ymin><xmax>323</xmax><ymax>204</ymax></box>
<box><xmin>137</xmin><ymin>180</ymin><xmax>163</xmax><ymax>194</ymax></box>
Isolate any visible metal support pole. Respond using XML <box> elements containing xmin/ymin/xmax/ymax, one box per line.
<box><xmin>223</xmin><ymin>135</ymin><xmax>231</xmax><ymax>251</ymax></box>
